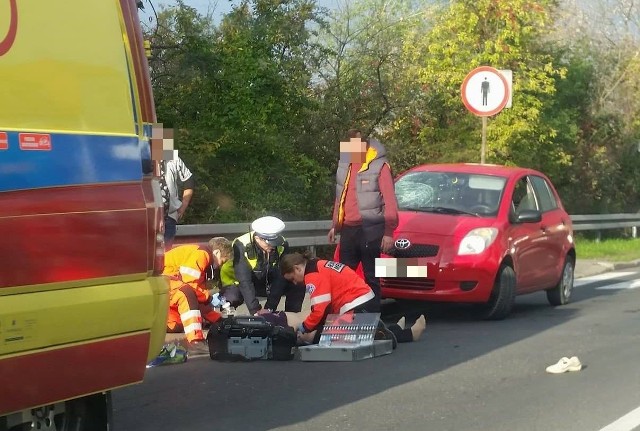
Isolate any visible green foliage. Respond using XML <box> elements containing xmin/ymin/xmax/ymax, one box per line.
<box><xmin>146</xmin><ymin>0</ymin><xmax>640</xmax><ymax>225</ymax></box>
<box><xmin>388</xmin><ymin>0</ymin><xmax>567</xmax><ymax>173</ymax></box>
<box><xmin>148</xmin><ymin>1</ymin><xmax>333</xmax><ymax>223</ymax></box>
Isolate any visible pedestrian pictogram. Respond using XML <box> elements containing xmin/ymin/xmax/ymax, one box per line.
<box><xmin>461</xmin><ymin>66</ymin><xmax>510</xmax><ymax>117</ymax></box>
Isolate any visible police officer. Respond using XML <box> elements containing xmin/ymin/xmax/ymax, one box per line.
<box><xmin>219</xmin><ymin>216</ymin><xmax>305</xmax><ymax>315</ymax></box>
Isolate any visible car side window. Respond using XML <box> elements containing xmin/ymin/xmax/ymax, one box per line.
<box><xmin>530</xmin><ymin>175</ymin><xmax>559</xmax><ymax>212</ymax></box>
<box><xmin>511</xmin><ymin>177</ymin><xmax>537</xmax><ymax>214</ymax></box>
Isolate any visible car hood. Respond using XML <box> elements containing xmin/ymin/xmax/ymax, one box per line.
<box><xmin>396</xmin><ymin>210</ymin><xmax>497</xmax><ymax>239</ymax></box>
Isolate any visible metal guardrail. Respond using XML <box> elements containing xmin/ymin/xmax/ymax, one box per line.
<box><xmin>176</xmin><ymin>213</ymin><xmax>640</xmax><ymax>246</ymax></box>
<box><xmin>571</xmin><ymin>214</ymin><xmax>640</xmax><ymax>231</ymax></box>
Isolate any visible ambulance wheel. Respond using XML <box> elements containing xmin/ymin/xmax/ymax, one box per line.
<box><xmin>5</xmin><ymin>393</ymin><xmax>112</xmax><ymax>431</ymax></box>
<box><xmin>56</xmin><ymin>392</ymin><xmax>112</xmax><ymax>431</ymax></box>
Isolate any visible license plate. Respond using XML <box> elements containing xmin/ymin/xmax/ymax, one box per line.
<box><xmin>375</xmin><ymin>258</ymin><xmax>428</xmax><ymax>278</ymax></box>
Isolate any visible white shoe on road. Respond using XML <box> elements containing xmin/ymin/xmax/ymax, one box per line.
<box><xmin>546</xmin><ymin>356</ymin><xmax>582</xmax><ymax>374</ymax></box>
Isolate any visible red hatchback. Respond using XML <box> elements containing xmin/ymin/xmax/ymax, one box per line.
<box><xmin>378</xmin><ymin>163</ymin><xmax>576</xmax><ymax>319</ymax></box>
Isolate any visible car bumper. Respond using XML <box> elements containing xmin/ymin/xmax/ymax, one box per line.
<box><xmin>379</xmin><ymin>256</ymin><xmax>499</xmax><ymax>303</ymax></box>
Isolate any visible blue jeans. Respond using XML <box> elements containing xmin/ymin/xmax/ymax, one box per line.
<box><xmin>164</xmin><ymin>216</ymin><xmax>177</xmax><ymax>249</ymax></box>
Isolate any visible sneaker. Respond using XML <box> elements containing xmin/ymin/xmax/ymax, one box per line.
<box><xmin>188</xmin><ymin>340</ymin><xmax>210</xmax><ymax>357</ymax></box>
<box><xmin>146</xmin><ymin>343</ymin><xmax>187</xmax><ymax>368</ymax></box>
<box><xmin>545</xmin><ymin>356</ymin><xmax>582</xmax><ymax>374</ymax></box>
<box><xmin>163</xmin><ymin>345</ymin><xmax>188</xmax><ymax>365</ymax></box>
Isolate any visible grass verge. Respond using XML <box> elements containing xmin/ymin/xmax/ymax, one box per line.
<box><xmin>575</xmin><ymin>237</ymin><xmax>640</xmax><ymax>262</ymax></box>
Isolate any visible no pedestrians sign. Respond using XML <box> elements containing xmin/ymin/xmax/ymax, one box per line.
<box><xmin>461</xmin><ymin>66</ymin><xmax>510</xmax><ymax>117</ymax></box>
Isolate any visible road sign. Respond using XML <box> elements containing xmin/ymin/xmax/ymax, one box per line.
<box><xmin>461</xmin><ymin>66</ymin><xmax>510</xmax><ymax>117</ymax></box>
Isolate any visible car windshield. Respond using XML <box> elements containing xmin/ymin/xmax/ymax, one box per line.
<box><xmin>395</xmin><ymin>171</ymin><xmax>507</xmax><ymax>217</ymax></box>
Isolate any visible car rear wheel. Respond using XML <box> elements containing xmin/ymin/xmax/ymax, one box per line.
<box><xmin>546</xmin><ymin>256</ymin><xmax>574</xmax><ymax>306</ymax></box>
<box><xmin>478</xmin><ymin>264</ymin><xmax>516</xmax><ymax>320</ymax></box>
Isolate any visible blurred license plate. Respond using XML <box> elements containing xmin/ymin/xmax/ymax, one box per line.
<box><xmin>375</xmin><ymin>258</ymin><xmax>428</xmax><ymax>278</ymax></box>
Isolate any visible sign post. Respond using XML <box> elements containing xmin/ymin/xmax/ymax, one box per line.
<box><xmin>461</xmin><ymin>66</ymin><xmax>511</xmax><ymax>164</ymax></box>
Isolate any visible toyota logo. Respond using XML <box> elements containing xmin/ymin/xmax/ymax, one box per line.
<box><xmin>394</xmin><ymin>238</ymin><xmax>411</xmax><ymax>250</ymax></box>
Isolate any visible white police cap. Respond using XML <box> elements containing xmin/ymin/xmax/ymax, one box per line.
<box><xmin>251</xmin><ymin>216</ymin><xmax>285</xmax><ymax>246</ymax></box>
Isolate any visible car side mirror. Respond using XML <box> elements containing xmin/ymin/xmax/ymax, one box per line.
<box><xmin>511</xmin><ymin>209</ymin><xmax>542</xmax><ymax>224</ymax></box>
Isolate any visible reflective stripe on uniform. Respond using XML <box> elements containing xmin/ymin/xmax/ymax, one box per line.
<box><xmin>339</xmin><ymin>290</ymin><xmax>375</xmax><ymax>315</ymax></box>
<box><xmin>310</xmin><ymin>293</ymin><xmax>332</xmax><ymax>306</ymax></box>
<box><xmin>183</xmin><ymin>322</ymin><xmax>203</xmax><ymax>335</ymax></box>
<box><xmin>180</xmin><ymin>310</ymin><xmax>201</xmax><ymax>321</ymax></box>
<box><xmin>179</xmin><ymin>266</ymin><xmax>201</xmax><ymax>279</ymax></box>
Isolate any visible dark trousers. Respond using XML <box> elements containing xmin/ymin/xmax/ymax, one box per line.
<box><xmin>338</xmin><ymin>225</ymin><xmax>382</xmax><ymax>312</ymax></box>
<box><xmin>264</xmin><ymin>268</ymin><xmax>306</xmax><ymax>312</ymax></box>
<box><xmin>223</xmin><ymin>267</ymin><xmax>305</xmax><ymax>313</ymax></box>
<box><xmin>164</xmin><ymin>216</ymin><xmax>177</xmax><ymax>250</ymax></box>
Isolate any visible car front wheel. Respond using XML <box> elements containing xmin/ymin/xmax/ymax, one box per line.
<box><xmin>478</xmin><ymin>264</ymin><xmax>516</xmax><ymax>320</ymax></box>
<box><xmin>546</xmin><ymin>256</ymin><xmax>575</xmax><ymax>306</ymax></box>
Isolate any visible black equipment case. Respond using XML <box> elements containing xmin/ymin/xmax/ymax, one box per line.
<box><xmin>206</xmin><ymin>315</ymin><xmax>296</xmax><ymax>361</ymax></box>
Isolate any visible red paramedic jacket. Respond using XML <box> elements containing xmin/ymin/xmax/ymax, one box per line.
<box><xmin>301</xmin><ymin>259</ymin><xmax>375</xmax><ymax>332</ymax></box>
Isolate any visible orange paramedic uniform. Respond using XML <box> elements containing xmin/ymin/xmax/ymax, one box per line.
<box><xmin>163</xmin><ymin>244</ymin><xmax>221</xmax><ymax>342</ymax></box>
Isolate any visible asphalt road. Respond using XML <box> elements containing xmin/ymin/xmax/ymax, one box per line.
<box><xmin>113</xmin><ymin>267</ymin><xmax>640</xmax><ymax>431</ymax></box>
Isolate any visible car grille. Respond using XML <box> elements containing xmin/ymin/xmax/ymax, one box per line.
<box><xmin>381</xmin><ymin>277</ymin><xmax>435</xmax><ymax>290</ymax></box>
<box><xmin>391</xmin><ymin>244</ymin><xmax>439</xmax><ymax>258</ymax></box>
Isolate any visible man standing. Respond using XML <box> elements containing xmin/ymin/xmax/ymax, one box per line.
<box><xmin>162</xmin><ymin>237</ymin><xmax>233</xmax><ymax>355</ymax></box>
<box><xmin>160</xmin><ymin>156</ymin><xmax>195</xmax><ymax>250</ymax></box>
<box><xmin>327</xmin><ymin>129</ymin><xmax>399</xmax><ymax>312</ymax></box>
<box><xmin>219</xmin><ymin>216</ymin><xmax>304</xmax><ymax>315</ymax></box>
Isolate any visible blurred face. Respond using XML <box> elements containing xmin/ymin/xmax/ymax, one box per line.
<box><xmin>339</xmin><ymin>137</ymin><xmax>367</xmax><ymax>163</ymax></box>
<box><xmin>255</xmin><ymin>235</ymin><xmax>275</xmax><ymax>252</ymax></box>
<box><xmin>283</xmin><ymin>264</ymin><xmax>306</xmax><ymax>285</ymax></box>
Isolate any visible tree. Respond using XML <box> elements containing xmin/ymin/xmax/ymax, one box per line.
<box><xmin>147</xmin><ymin>1</ymin><xmax>334</xmax><ymax>222</ymax></box>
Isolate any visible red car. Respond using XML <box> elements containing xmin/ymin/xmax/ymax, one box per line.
<box><xmin>378</xmin><ymin>163</ymin><xmax>576</xmax><ymax>319</ymax></box>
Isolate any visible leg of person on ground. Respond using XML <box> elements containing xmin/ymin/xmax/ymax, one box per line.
<box><xmin>388</xmin><ymin>315</ymin><xmax>427</xmax><ymax>343</ymax></box>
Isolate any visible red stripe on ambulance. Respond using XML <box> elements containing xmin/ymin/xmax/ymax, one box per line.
<box><xmin>0</xmin><ymin>332</ymin><xmax>150</xmax><ymax>416</ymax></box>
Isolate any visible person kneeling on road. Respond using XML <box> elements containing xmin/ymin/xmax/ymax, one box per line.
<box><xmin>278</xmin><ymin>252</ymin><xmax>426</xmax><ymax>346</ymax></box>
<box><xmin>162</xmin><ymin>237</ymin><xmax>233</xmax><ymax>355</ymax></box>
<box><xmin>218</xmin><ymin>216</ymin><xmax>304</xmax><ymax>315</ymax></box>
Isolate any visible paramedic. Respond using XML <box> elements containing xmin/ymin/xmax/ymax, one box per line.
<box><xmin>279</xmin><ymin>252</ymin><xmax>426</xmax><ymax>346</ymax></box>
<box><xmin>162</xmin><ymin>237</ymin><xmax>233</xmax><ymax>355</ymax></box>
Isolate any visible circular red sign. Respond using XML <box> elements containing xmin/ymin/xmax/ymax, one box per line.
<box><xmin>461</xmin><ymin>66</ymin><xmax>510</xmax><ymax>117</ymax></box>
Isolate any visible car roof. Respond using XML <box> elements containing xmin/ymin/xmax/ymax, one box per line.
<box><xmin>402</xmin><ymin>163</ymin><xmax>542</xmax><ymax>179</ymax></box>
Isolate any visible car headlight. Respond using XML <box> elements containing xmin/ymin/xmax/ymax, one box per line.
<box><xmin>458</xmin><ymin>228</ymin><xmax>498</xmax><ymax>255</ymax></box>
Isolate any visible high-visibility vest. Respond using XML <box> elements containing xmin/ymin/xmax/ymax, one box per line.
<box><xmin>219</xmin><ymin>231</ymin><xmax>285</xmax><ymax>286</ymax></box>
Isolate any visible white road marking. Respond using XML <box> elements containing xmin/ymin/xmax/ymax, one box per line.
<box><xmin>574</xmin><ymin>272</ymin><xmax>637</xmax><ymax>287</ymax></box>
<box><xmin>596</xmin><ymin>279</ymin><xmax>640</xmax><ymax>290</ymax></box>
<box><xmin>599</xmin><ymin>405</ymin><xmax>640</xmax><ymax>431</ymax></box>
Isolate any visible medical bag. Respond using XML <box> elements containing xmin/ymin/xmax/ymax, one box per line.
<box><xmin>206</xmin><ymin>315</ymin><xmax>296</xmax><ymax>361</ymax></box>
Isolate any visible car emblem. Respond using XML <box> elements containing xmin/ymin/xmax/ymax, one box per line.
<box><xmin>394</xmin><ymin>238</ymin><xmax>411</xmax><ymax>249</ymax></box>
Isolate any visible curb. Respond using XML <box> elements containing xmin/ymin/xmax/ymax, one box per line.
<box><xmin>612</xmin><ymin>259</ymin><xmax>640</xmax><ymax>270</ymax></box>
